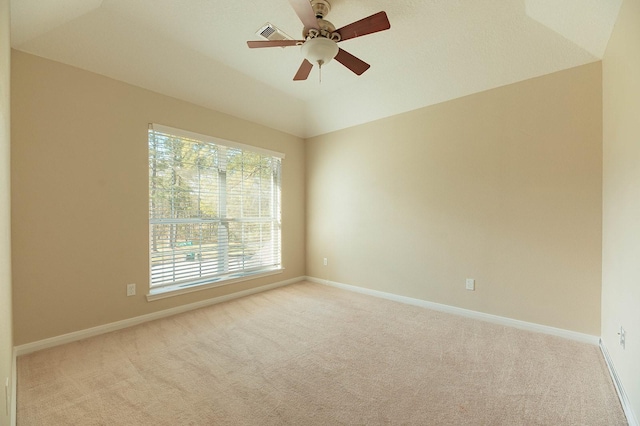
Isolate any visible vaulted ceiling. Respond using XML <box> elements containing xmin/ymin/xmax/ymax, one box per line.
<box><xmin>11</xmin><ymin>0</ymin><xmax>622</xmax><ymax>138</ymax></box>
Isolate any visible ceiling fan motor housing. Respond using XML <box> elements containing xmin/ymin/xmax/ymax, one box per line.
<box><xmin>302</xmin><ymin>0</ymin><xmax>339</xmax><ymax>41</ymax></box>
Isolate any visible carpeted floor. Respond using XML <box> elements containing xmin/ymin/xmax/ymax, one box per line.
<box><xmin>17</xmin><ymin>281</ymin><xmax>627</xmax><ymax>425</ymax></box>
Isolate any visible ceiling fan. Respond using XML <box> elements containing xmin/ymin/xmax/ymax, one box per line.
<box><xmin>247</xmin><ymin>0</ymin><xmax>391</xmax><ymax>81</ymax></box>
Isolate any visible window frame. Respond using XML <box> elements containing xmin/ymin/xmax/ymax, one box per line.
<box><xmin>147</xmin><ymin>124</ymin><xmax>285</xmax><ymax>300</ymax></box>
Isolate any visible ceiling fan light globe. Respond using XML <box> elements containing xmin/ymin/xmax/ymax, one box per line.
<box><xmin>301</xmin><ymin>37</ymin><xmax>339</xmax><ymax>66</ymax></box>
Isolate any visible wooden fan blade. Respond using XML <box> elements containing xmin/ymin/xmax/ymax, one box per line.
<box><xmin>288</xmin><ymin>0</ymin><xmax>319</xmax><ymax>30</ymax></box>
<box><xmin>334</xmin><ymin>48</ymin><xmax>370</xmax><ymax>75</ymax></box>
<box><xmin>336</xmin><ymin>11</ymin><xmax>390</xmax><ymax>42</ymax></box>
<box><xmin>247</xmin><ymin>40</ymin><xmax>304</xmax><ymax>48</ymax></box>
<box><xmin>293</xmin><ymin>59</ymin><xmax>314</xmax><ymax>81</ymax></box>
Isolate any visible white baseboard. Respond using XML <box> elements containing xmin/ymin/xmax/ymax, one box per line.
<box><xmin>14</xmin><ymin>276</ymin><xmax>305</xmax><ymax>356</ymax></box>
<box><xmin>600</xmin><ymin>340</ymin><xmax>638</xmax><ymax>426</ymax></box>
<box><xmin>305</xmin><ymin>276</ymin><xmax>600</xmax><ymax>345</ymax></box>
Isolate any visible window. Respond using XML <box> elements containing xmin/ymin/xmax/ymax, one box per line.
<box><xmin>148</xmin><ymin>124</ymin><xmax>283</xmax><ymax>295</ymax></box>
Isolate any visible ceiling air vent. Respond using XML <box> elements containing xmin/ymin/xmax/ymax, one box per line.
<box><xmin>256</xmin><ymin>22</ymin><xmax>293</xmax><ymax>41</ymax></box>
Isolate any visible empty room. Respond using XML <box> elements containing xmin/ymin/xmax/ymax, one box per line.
<box><xmin>1</xmin><ymin>0</ymin><xmax>639</xmax><ymax>425</ymax></box>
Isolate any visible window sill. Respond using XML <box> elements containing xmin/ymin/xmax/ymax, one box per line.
<box><xmin>146</xmin><ymin>268</ymin><xmax>284</xmax><ymax>302</ymax></box>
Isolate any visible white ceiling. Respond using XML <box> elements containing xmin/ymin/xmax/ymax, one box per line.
<box><xmin>10</xmin><ymin>0</ymin><xmax>622</xmax><ymax>138</ymax></box>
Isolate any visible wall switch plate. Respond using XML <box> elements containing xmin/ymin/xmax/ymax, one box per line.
<box><xmin>465</xmin><ymin>278</ymin><xmax>475</xmax><ymax>291</ymax></box>
<box><xmin>323</xmin><ymin>258</ymin><xmax>328</xmax><ymax>266</ymax></box>
<box><xmin>127</xmin><ymin>283</ymin><xmax>136</xmax><ymax>296</ymax></box>
<box><xmin>619</xmin><ymin>326</ymin><xmax>625</xmax><ymax>349</ymax></box>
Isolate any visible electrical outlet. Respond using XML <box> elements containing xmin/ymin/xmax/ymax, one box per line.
<box><xmin>465</xmin><ymin>278</ymin><xmax>475</xmax><ymax>291</ymax></box>
<box><xmin>619</xmin><ymin>326</ymin><xmax>625</xmax><ymax>349</ymax></box>
<box><xmin>126</xmin><ymin>283</ymin><xmax>136</xmax><ymax>296</ymax></box>
<box><xmin>323</xmin><ymin>258</ymin><xmax>328</xmax><ymax>266</ymax></box>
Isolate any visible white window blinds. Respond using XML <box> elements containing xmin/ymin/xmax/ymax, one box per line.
<box><xmin>148</xmin><ymin>124</ymin><xmax>283</xmax><ymax>290</ymax></box>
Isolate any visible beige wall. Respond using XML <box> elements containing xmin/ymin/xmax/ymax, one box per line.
<box><xmin>602</xmin><ymin>0</ymin><xmax>640</xmax><ymax>420</ymax></box>
<box><xmin>0</xmin><ymin>0</ymin><xmax>13</xmax><ymax>424</ymax></box>
<box><xmin>11</xmin><ymin>51</ymin><xmax>306</xmax><ymax>345</ymax></box>
<box><xmin>306</xmin><ymin>63</ymin><xmax>603</xmax><ymax>335</ymax></box>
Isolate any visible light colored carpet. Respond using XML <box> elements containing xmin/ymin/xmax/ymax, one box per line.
<box><xmin>18</xmin><ymin>281</ymin><xmax>626</xmax><ymax>425</ymax></box>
